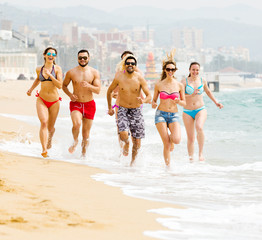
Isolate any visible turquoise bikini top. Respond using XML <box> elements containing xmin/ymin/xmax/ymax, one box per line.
<box><xmin>185</xmin><ymin>78</ymin><xmax>204</xmax><ymax>95</ymax></box>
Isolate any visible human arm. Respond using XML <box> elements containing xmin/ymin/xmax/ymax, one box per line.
<box><xmin>27</xmin><ymin>68</ymin><xmax>40</xmax><ymax>96</ymax></box>
<box><xmin>151</xmin><ymin>82</ymin><xmax>159</xmax><ymax>109</ymax></box>
<box><xmin>62</xmin><ymin>71</ymin><xmax>78</xmax><ymax>102</ymax></box>
<box><xmin>107</xmin><ymin>78</ymin><xmax>119</xmax><ymax>116</ymax></box>
<box><xmin>112</xmin><ymin>86</ymin><xmax>119</xmax><ymax>99</ymax></box>
<box><xmin>42</xmin><ymin>65</ymin><xmax>63</xmax><ymax>89</ymax></box>
<box><xmin>81</xmin><ymin>69</ymin><xmax>101</xmax><ymax>94</ymax></box>
<box><xmin>139</xmin><ymin>77</ymin><xmax>152</xmax><ymax>104</ymax></box>
<box><xmin>174</xmin><ymin>83</ymin><xmax>186</xmax><ymax>107</ymax></box>
<box><xmin>203</xmin><ymin>79</ymin><xmax>223</xmax><ymax>109</ymax></box>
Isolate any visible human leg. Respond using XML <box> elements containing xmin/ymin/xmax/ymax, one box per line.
<box><xmin>182</xmin><ymin>112</ymin><xmax>196</xmax><ymax>160</ymax></box>
<box><xmin>119</xmin><ymin>131</ymin><xmax>130</xmax><ymax>156</ymax></box>
<box><xmin>114</xmin><ymin>106</ymin><xmax>124</xmax><ymax>150</ymax></box>
<box><xmin>156</xmin><ymin>122</ymin><xmax>171</xmax><ymax>166</ymax></box>
<box><xmin>81</xmin><ymin>118</ymin><xmax>93</xmax><ymax>157</ymax></box>
<box><xmin>36</xmin><ymin>98</ymin><xmax>49</xmax><ymax>156</ymax></box>
<box><xmin>117</xmin><ymin>107</ymin><xmax>130</xmax><ymax>156</ymax></box>
<box><xmin>167</xmin><ymin>112</ymin><xmax>180</xmax><ymax>152</ymax></box>
<box><xmin>195</xmin><ymin>109</ymin><xmax>207</xmax><ymax>161</ymax></box>
<box><xmin>69</xmin><ymin>110</ymin><xmax>82</xmax><ymax>153</ymax></box>
<box><xmin>168</xmin><ymin>121</ymin><xmax>181</xmax><ymax>154</ymax></box>
<box><xmin>130</xmin><ymin>137</ymin><xmax>141</xmax><ymax>166</ymax></box>
<box><xmin>128</xmin><ymin>107</ymin><xmax>145</xmax><ymax>165</ymax></box>
<box><xmin>47</xmin><ymin>101</ymin><xmax>60</xmax><ymax>149</ymax></box>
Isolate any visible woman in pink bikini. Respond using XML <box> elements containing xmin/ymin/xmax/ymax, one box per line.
<box><xmin>27</xmin><ymin>47</ymin><xmax>63</xmax><ymax>157</ymax></box>
<box><xmin>152</xmin><ymin>50</ymin><xmax>186</xmax><ymax>166</ymax></box>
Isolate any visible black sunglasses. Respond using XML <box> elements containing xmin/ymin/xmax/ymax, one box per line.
<box><xmin>126</xmin><ymin>62</ymin><xmax>136</xmax><ymax>66</ymax></box>
<box><xmin>78</xmin><ymin>56</ymin><xmax>88</xmax><ymax>60</ymax></box>
<box><xmin>166</xmin><ymin>68</ymin><xmax>176</xmax><ymax>72</ymax></box>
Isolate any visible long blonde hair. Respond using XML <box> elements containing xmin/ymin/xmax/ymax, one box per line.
<box><xmin>161</xmin><ymin>49</ymin><xmax>177</xmax><ymax>80</ymax></box>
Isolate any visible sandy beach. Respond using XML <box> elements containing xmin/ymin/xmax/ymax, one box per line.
<box><xmin>1</xmin><ymin>79</ymin><xmax>262</xmax><ymax>239</ymax></box>
<box><xmin>0</xmin><ymin>80</ymin><xmax>182</xmax><ymax>240</ymax></box>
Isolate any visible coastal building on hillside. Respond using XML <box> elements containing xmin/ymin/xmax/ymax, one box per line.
<box><xmin>171</xmin><ymin>27</ymin><xmax>203</xmax><ymax>50</ymax></box>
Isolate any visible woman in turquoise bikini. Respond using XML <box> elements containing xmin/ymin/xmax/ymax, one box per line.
<box><xmin>181</xmin><ymin>62</ymin><xmax>223</xmax><ymax>161</ymax></box>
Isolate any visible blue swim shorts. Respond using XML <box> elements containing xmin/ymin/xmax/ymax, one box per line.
<box><xmin>155</xmin><ymin>110</ymin><xmax>180</xmax><ymax>125</ymax></box>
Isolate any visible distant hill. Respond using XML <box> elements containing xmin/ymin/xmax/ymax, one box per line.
<box><xmin>1</xmin><ymin>3</ymin><xmax>262</xmax><ymax>60</ymax></box>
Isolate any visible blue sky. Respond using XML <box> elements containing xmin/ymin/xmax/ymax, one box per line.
<box><xmin>0</xmin><ymin>0</ymin><xmax>261</xmax><ymax>11</ymax></box>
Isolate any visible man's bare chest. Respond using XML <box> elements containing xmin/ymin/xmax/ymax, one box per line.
<box><xmin>119</xmin><ymin>79</ymin><xmax>140</xmax><ymax>93</ymax></box>
<box><xmin>72</xmin><ymin>72</ymin><xmax>93</xmax><ymax>84</ymax></box>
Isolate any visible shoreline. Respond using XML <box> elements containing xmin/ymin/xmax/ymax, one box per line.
<box><xmin>0</xmin><ymin>150</ymin><xmax>182</xmax><ymax>240</ymax></box>
<box><xmin>1</xmin><ymin>79</ymin><xmax>261</xmax><ymax>239</ymax></box>
<box><xmin>0</xmin><ymin>80</ymin><xmax>183</xmax><ymax>239</ymax></box>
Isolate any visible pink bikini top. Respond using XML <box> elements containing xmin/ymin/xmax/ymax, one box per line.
<box><xmin>159</xmin><ymin>91</ymin><xmax>180</xmax><ymax>100</ymax></box>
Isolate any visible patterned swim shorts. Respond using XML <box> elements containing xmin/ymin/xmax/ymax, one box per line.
<box><xmin>117</xmin><ymin>106</ymin><xmax>145</xmax><ymax>139</ymax></box>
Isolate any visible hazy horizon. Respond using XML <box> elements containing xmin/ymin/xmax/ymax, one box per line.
<box><xmin>0</xmin><ymin>0</ymin><xmax>261</xmax><ymax>11</ymax></box>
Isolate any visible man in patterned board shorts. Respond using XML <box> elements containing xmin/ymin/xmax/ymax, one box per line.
<box><xmin>107</xmin><ymin>55</ymin><xmax>151</xmax><ymax>166</ymax></box>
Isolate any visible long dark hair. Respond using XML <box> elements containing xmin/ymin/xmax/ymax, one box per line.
<box><xmin>43</xmin><ymin>47</ymin><xmax>57</xmax><ymax>65</ymax></box>
<box><xmin>161</xmin><ymin>61</ymin><xmax>177</xmax><ymax>80</ymax></box>
<box><xmin>188</xmin><ymin>62</ymin><xmax>200</xmax><ymax>77</ymax></box>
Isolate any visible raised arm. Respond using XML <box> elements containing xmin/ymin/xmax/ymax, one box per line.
<box><xmin>41</xmin><ymin>65</ymin><xmax>62</xmax><ymax>89</ymax></box>
<box><xmin>203</xmin><ymin>79</ymin><xmax>223</xmax><ymax>109</ymax></box>
<box><xmin>81</xmin><ymin>69</ymin><xmax>101</xmax><ymax>94</ymax></box>
<box><xmin>52</xmin><ymin>65</ymin><xmax>63</xmax><ymax>89</ymax></box>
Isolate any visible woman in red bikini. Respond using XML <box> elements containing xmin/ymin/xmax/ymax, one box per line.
<box><xmin>27</xmin><ymin>47</ymin><xmax>63</xmax><ymax>158</ymax></box>
<box><xmin>152</xmin><ymin>50</ymin><xmax>186</xmax><ymax>166</ymax></box>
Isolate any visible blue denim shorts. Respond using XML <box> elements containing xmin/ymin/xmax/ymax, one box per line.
<box><xmin>155</xmin><ymin>110</ymin><xmax>180</xmax><ymax>125</ymax></box>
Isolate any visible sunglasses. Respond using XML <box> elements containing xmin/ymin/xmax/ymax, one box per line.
<box><xmin>125</xmin><ymin>62</ymin><xmax>136</xmax><ymax>66</ymax></box>
<box><xmin>166</xmin><ymin>68</ymin><xmax>176</xmax><ymax>72</ymax></box>
<box><xmin>78</xmin><ymin>56</ymin><xmax>88</xmax><ymax>60</ymax></box>
<box><xmin>46</xmin><ymin>52</ymin><xmax>56</xmax><ymax>57</ymax></box>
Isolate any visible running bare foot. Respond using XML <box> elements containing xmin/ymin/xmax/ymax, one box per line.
<box><xmin>189</xmin><ymin>156</ymin><xmax>194</xmax><ymax>162</ymax></box>
<box><xmin>165</xmin><ymin>159</ymin><xmax>170</xmax><ymax>166</ymax></box>
<box><xmin>41</xmin><ymin>151</ymin><xmax>49</xmax><ymax>158</ymax></box>
<box><xmin>199</xmin><ymin>155</ymin><xmax>205</xmax><ymax>161</ymax></box>
<box><xmin>47</xmin><ymin>129</ymin><xmax>55</xmax><ymax>149</ymax></box>
<box><xmin>68</xmin><ymin>140</ymin><xmax>78</xmax><ymax>154</ymax></box>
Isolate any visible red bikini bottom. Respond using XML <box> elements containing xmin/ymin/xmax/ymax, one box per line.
<box><xmin>36</xmin><ymin>92</ymin><xmax>62</xmax><ymax>108</ymax></box>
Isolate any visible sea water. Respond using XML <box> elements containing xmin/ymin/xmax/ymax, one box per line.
<box><xmin>0</xmin><ymin>88</ymin><xmax>262</xmax><ymax>240</ymax></box>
